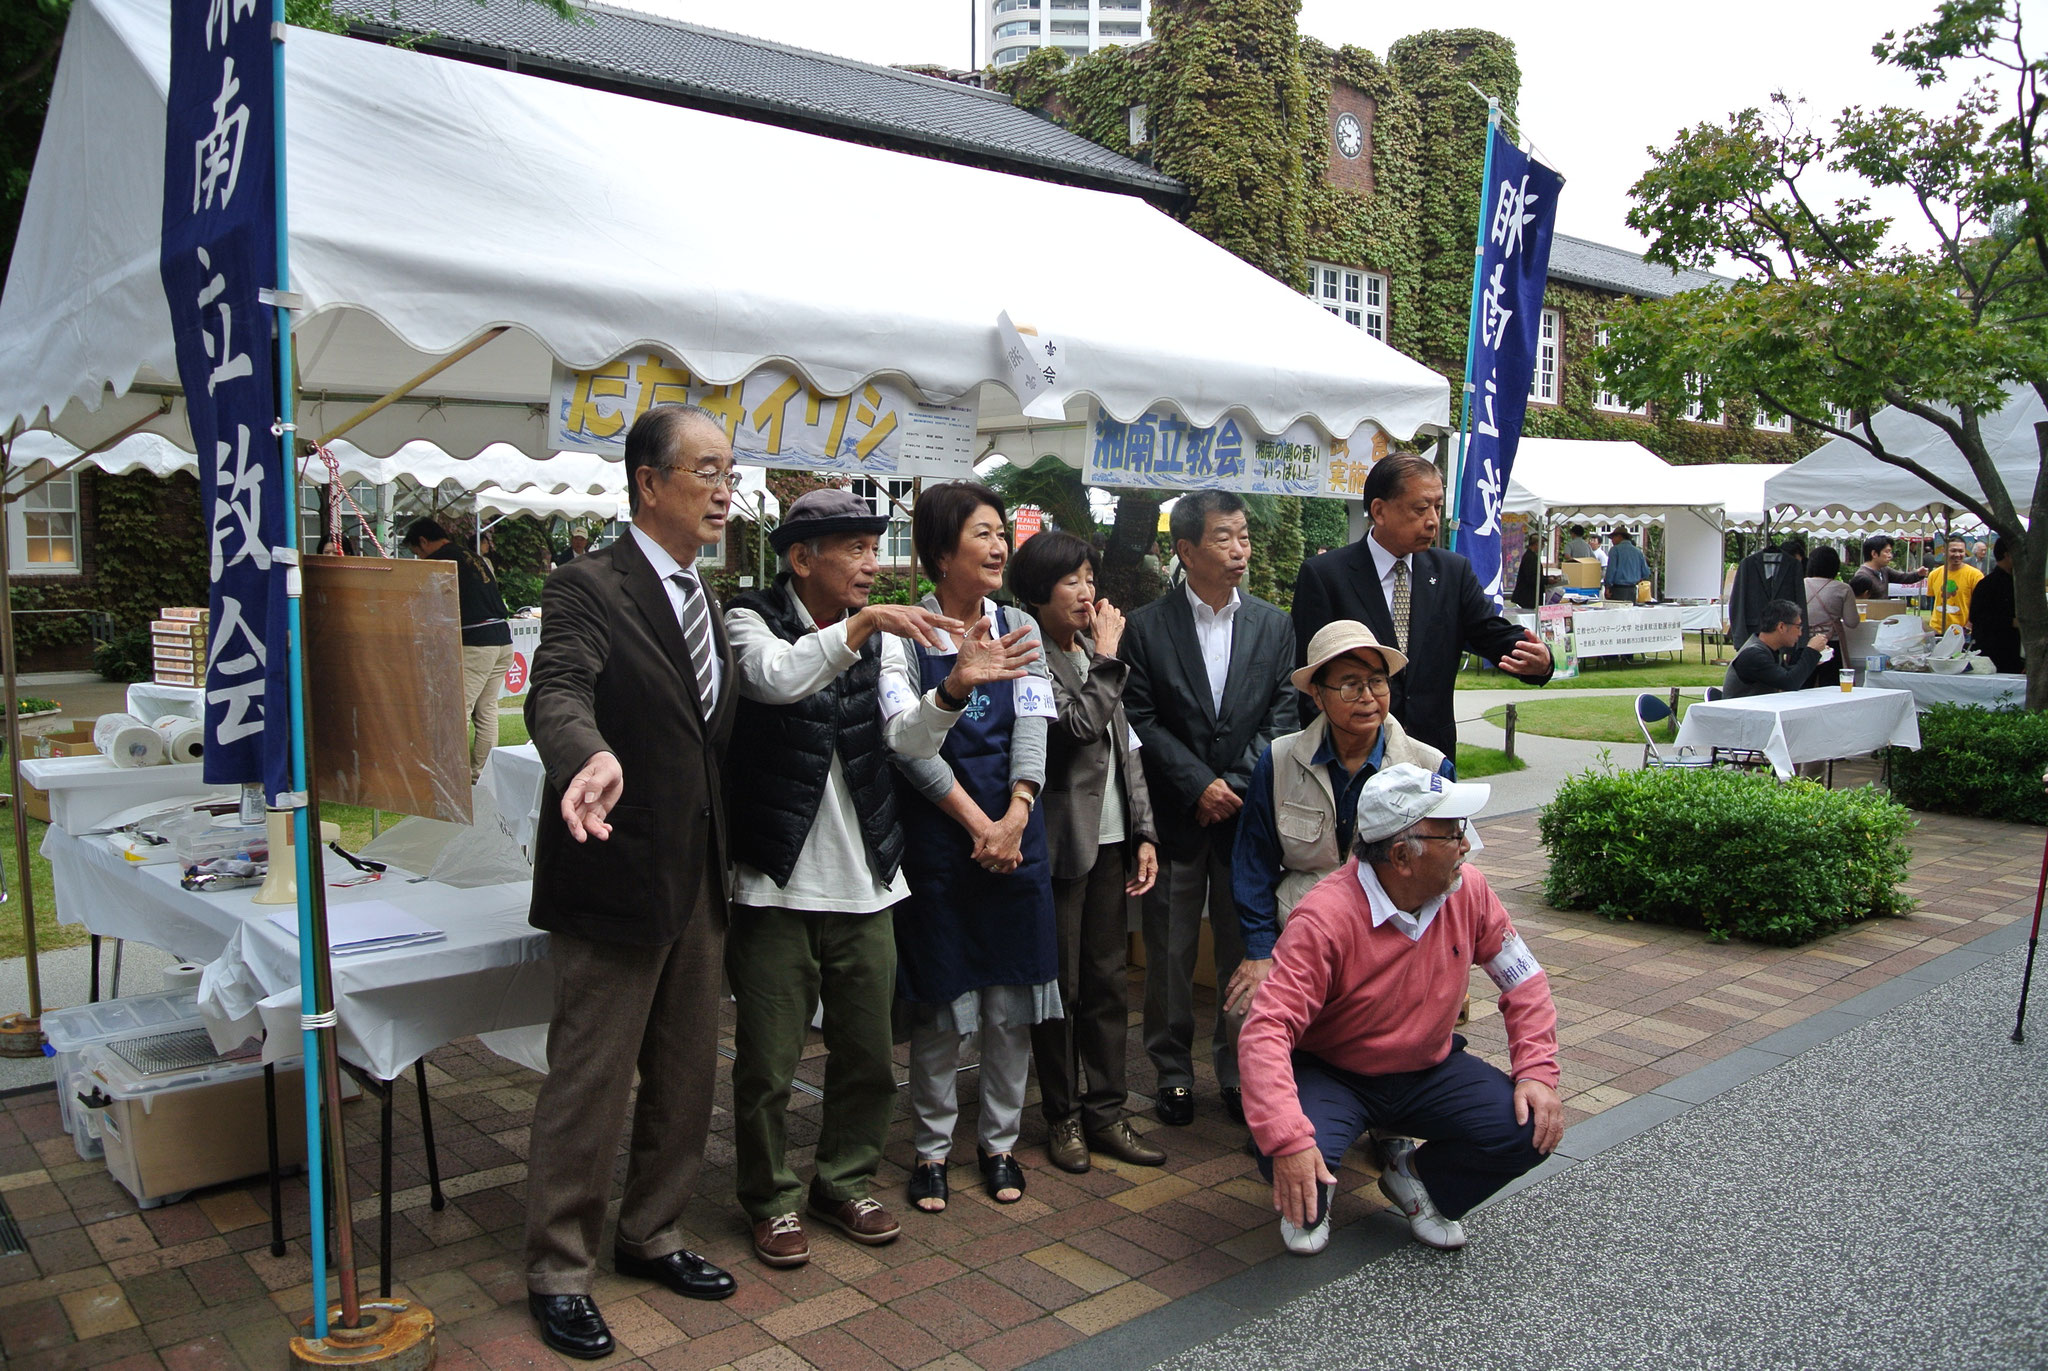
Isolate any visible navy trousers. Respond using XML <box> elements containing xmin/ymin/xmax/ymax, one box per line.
<box><xmin>1257</xmin><ymin>1038</ymin><xmax>1545</xmax><ymax>1221</ymax></box>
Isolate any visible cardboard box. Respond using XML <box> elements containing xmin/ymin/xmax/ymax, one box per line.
<box><xmin>24</xmin><ymin>721</ymin><xmax>99</xmax><ymax>820</ymax></box>
<box><xmin>84</xmin><ymin>1040</ymin><xmax>308</xmax><ymax>1208</ymax></box>
<box><xmin>1859</xmin><ymin>599</ymin><xmax>1913</xmax><ymax>622</ymax></box>
<box><xmin>151</xmin><ymin>618</ymin><xmax>207</xmax><ymax>638</ymax></box>
<box><xmin>158</xmin><ymin>606</ymin><xmax>209</xmax><ymax>623</ymax></box>
<box><xmin>1561</xmin><ymin>557</ymin><xmax>1603</xmax><ymax>588</ymax></box>
<box><xmin>153</xmin><ymin>670</ymin><xmax>198</xmax><ymax>687</ymax></box>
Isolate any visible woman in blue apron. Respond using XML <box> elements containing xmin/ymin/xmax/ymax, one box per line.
<box><xmin>893</xmin><ymin>483</ymin><xmax>1059</xmax><ymax>1212</ymax></box>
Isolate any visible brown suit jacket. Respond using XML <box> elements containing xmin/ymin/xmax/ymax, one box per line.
<box><xmin>525</xmin><ymin>533</ymin><xmax>736</xmax><ymax>945</ymax></box>
<box><xmin>1040</xmin><ymin>627</ymin><xmax>1158</xmax><ymax>883</ymax></box>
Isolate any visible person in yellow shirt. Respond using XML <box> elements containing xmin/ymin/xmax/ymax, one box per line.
<box><xmin>1930</xmin><ymin>538</ymin><xmax>1984</xmax><ymax>633</ymax></box>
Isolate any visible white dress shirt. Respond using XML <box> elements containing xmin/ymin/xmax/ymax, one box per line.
<box><xmin>1356</xmin><ymin>857</ymin><xmax>1451</xmax><ymax>943</ymax></box>
<box><xmin>1184</xmin><ymin>581</ymin><xmax>1241</xmax><ymax>714</ymax></box>
<box><xmin>631</xmin><ymin>525</ymin><xmax>722</xmax><ymax>709</ymax></box>
<box><xmin>1366</xmin><ymin>533</ymin><xmax>1411</xmax><ymax>622</ymax></box>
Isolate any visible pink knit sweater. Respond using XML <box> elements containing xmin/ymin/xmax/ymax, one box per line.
<box><xmin>1240</xmin><ymin>859</ymin><xmax>1560</xmax><ymax>1161</ymax></box>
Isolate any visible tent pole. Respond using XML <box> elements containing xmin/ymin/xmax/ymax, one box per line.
<box><xmin>0</xmin><ymin>438</ymin><xmax>41</xmax><ymax>1038</ymax></box>
<box><xmin>12</xmin><ymin>402</ymin><xmax>175</xmax><ymax>503</ymax></box>
<box><xmin>308</xmin><ymin>326</ymin><xmax>509</xmax><ymax>450</ymax></box>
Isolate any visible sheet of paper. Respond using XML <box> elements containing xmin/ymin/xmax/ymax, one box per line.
<box><xmin>269</xmin><ymin>899</ymin><xmax>445</xmax><ymax>954</ymax></box>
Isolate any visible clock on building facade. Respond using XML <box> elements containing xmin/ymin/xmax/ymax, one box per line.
<box><xmin>1333</xmin><ymin>111</ymin><xmax>1364</xmax><ymax>160</ymax></box>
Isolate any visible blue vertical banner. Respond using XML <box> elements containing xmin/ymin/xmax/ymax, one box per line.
<box><xmin>161</xmin><ymin>0</ymin><xmax>294</xmax><ymax>799</ymax></box>
<box><xmin>1452</xmin><ymin>128</ymin><xmax>1563</xmax><ymax>608</ymax></box>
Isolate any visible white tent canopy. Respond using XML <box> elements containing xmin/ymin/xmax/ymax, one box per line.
<box><xmin>1763</xmin><ymin>385</ymin><xmax>2046</xmax><ymax>520</ymax></box>
<box><xmin>1501</xmin><ymin>438</ymin><xmax>1729</xmax><ymax>600</ymax></box>
<box><xmin>0</xmin><ymin>0</ymin><xmax>1450</xmax><ymax>462</ymax></box>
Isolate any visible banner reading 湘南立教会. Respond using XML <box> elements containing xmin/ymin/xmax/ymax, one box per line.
<box><xmin>1452</xmin><ymin>127</ymin><xmax>1563</xmax><ymax>611</ymax></box>
<box><xmin>551</xmin><ymin>355</ymin><xmax>977</xmax><ymax>479</ymax></box>
<box><xmin>160</xmin><ymin>0</ymin><xmax>294</xmax><ymax>800</ymax></box>
<box><xmin>1085</xmin><ymin>403</ymin><xmax>1383</xmax><ymax>496</ymax></box>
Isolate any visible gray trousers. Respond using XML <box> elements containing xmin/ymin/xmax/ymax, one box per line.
<box><xmin>1031</xmin><ymin>842</ymin><xmax>1133</xmax><ymax>1133</ymax></box>
<box><xmin>523</xmin><ymin>871</ymin><xmax>725</xmax><ymax>1295</ymax></box>
<box><xmin>909</xmin><ymin>1008</ymin><xmax>1032</xmax><ymax>1160</ymax></box>
<box><xmin>1141</xmin><ymin>827</ymin><xmax>1243</xmax><ymax>1091</ymax></box>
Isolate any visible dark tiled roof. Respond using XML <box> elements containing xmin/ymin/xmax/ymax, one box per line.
<box><xmin>338</xmin><ymin>0</ymin><xmax>1183</xmax><ymax>200</ymax></box>
<box><xmin>1548</xmin><ymin>232</ymin><xmax>1727</xmax><ymax>299</ymax></box>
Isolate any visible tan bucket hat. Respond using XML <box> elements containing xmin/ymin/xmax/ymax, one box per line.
<box><xmin>1290</xmin><ymin>619</ymin><xmax>1408</xmax><ymax>694</ymax></box>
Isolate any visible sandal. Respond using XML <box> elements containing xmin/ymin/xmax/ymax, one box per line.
<box><xmin>908</xmin><ymin>1160</ymin><xmax>949</xmax><ymax>1213</ymax></box>
<box><xmin>977</xmin><ymin>1147</ymin><xmax>1026</xmax><ymax>1204</ymax></box>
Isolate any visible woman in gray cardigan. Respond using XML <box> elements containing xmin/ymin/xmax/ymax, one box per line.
<box><xmin>1010</xmin><ymin>531</ymin><xmax>1166</xmax><ymax>1176</ymax></box>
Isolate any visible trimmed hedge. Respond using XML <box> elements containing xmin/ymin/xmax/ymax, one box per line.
<box><xmin>1539</xmin><ymin>766</ymin><xmax>1915</xmax><ymax>945</ymax></box>
<box><xmin>1884</xmin><ymin>703</ymin><xmax>2048</xmax><ymax>825</ymax></box>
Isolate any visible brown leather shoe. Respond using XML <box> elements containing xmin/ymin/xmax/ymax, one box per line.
<box><xmin>1046</xmin><ymin>1115</ymin><xmax>1090</xmax><ymax>1173</ymax></box>
<box><xmin>1087</xmin><ymin>1118</ymin><xmax>1167</xmax><ymax>1166</ymax></box>
<box><xmin>806</xmin><ymin>1191</ymin><xmax>901</xmax><ymax>1246</ymax></box>
<box><xmin>751</xmin><ymin>1211</ymin><xmax>811</xmax><ymax>1267</ymax></box>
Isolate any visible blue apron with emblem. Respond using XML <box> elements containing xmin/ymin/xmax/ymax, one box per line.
<box><xmin>894</xmin><ymin>607</ymin><xmax>1058</xmax><ymax>1006</ymax></box>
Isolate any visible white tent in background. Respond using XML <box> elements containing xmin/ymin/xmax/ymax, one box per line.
<box><xmin>0</xmin><ymin>0</ymin><xmax>1449</xmax><ymax>464</ymax></box>
<box><xmin>1763</xmin><ymin>385</ymin><xmax>2046</xmax><ymax>522</ymax></box>
<box><xmin>1501</xmin><ymin>438</ymin><xmax>1729</xmax><ymax>600</ymax></box>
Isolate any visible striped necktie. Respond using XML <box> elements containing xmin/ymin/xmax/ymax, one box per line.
<box><xmin>672</xmin><ymin>571</ymin><xmax>716</xmax><ymax>709</ymax></box>
<box><xmin>1391</xmin><ymin>559</ymin><xmax>1411</xmax><ymax>650</ymax></box>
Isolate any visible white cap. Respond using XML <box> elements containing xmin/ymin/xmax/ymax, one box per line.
<box><xmin>1353</xmin><ymin>763</ymin><xmax>1491</xmax><ymax>843</ymax></box>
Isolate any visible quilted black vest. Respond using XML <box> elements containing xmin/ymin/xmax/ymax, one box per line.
<box><xmin>726</xmin><ymin>581</ymin><xmax>905</xmax><ymax>889</ymax></box>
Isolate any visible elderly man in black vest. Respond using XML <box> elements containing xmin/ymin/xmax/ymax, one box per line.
<box><xmin>722</xmin><ymin>488</ymin><xmax>1035</xmax><ymax>1268</ymax></box>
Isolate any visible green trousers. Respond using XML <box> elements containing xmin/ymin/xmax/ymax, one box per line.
<box><xmin>725</xmin><ymin>902</ymin><xmax>899</xmax><ymax>1221</ymax></box>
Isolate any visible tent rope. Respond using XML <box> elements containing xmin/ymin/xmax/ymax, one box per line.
<box><xmin>313</xmin><ymin>444</ymin><xmax>390</xmax><ymax>556</ymax></box>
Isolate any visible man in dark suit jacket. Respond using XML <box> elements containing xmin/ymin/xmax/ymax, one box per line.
<box><xmin>522</xmin><ymin>405</ymin><xmax>742</xmax><ymax>1359</ymax></box>
<box><xmin>1123</xmin><ymin>491</ymin><xmax>1297</xmax><ymax>1127</ymax></box>
<box><xmin>1291</xmin><ymin>454</ymin><xmax>1552</xmax><ymax>757</ymax></box>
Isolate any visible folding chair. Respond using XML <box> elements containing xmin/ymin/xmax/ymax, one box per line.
<box><xmin>1635</xmin><ymin>693</ymin><xmax>1710</xmax><ymax>770</ymax></box>
<box><xmin>1700</xmin><ymin>687</ymin><xmax>1773</xmax><ymax>771</ymax></box>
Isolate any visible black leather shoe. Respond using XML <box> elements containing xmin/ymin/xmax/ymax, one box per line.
<box><xmin>977</xmin><ymin>1146</ymin><xmax>1026</xmax><ymax>1203</ymax></box>
<box><xmin>528</xmin><ymin>1292</ymin><xmax>614</xmax><ymax>1360</ymax></box>
<box><xmin>1221</xmin><ymin>1086</ymin><xmax>1245</xmax><ymax>1125</ymax></box>
<box><xmin>614</xmin><ymin>1247</ymin><xmax>737</xmax><ymax>1301</ymax></box>
<box><xmin>1155</xmin><ymin>1086</ymin><xmax>1193</xmax><ymax>1126</ymax></box>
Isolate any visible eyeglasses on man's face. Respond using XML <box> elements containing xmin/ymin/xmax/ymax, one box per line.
<box><xmin>682</xmin><ymin>465</ymin><xmax>743</xmax><ymax>491</ymax></box>
<box><xmin>1411</xmin><ymin>819</ymin><xmax>1470</xmax><ymax>843</ymax></box>
<box><xmin>1318</xmin><ymin>675</ymin><xmax>1391</xmax><ymax>702</ymax></box>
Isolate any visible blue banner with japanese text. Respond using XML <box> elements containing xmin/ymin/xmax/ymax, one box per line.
<box><xmin>1453</xmin><ymin>129</ymin><xmax>1562</xmax><ymax>609</ymax></box>
<box><xmin>160</xmin><ymin>0</ymin><xmax>293</xmax><ymax>799</ymax></box>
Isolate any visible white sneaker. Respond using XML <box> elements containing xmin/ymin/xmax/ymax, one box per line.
<box><xmin>1376</xmin><ymin>1144</ymin><xmax>1467</xmax><ymax>1250</ymax></box>
<box><xmin>1278</xmin><ymin>1179</ymin><xmax>1334</xmax><ymax>1255</ymax></box>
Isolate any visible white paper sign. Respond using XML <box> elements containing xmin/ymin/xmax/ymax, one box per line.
<box><xmin>1569</xmin><ymin>607</ymin><xmax>1683</xmax><ymax>659</ymax></box>
<box><xmin>998</xmin><ymin>311</ymin><xmax>1070</xmax><ymax>420</ymax></box>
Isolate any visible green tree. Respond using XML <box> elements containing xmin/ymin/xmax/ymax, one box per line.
<box><xmin>1600</xmin><ymin>0</ymin><xmax>2048</xmax><ymax>704</ymax></box>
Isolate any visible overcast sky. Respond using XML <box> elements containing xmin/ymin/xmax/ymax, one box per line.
<box><xmin>629</xmin><ymin>0</ymin><xmax>1971</xmax><ymax>258</ymax></box>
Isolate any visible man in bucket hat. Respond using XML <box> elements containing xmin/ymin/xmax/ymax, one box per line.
<box><xmin>721</xmin><ymin>488</ymin><xmax>1034</xmax><ymax>1267</ymax></box>
<box><xmin>1238</xmin><ymin>763</ymin><xmax>1563</xmax><ymax>1256</ymax></box>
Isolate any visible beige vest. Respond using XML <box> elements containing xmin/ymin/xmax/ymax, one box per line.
<box><xmin>1268</xmin><ymin>713</ymin><xmax>1445</xmax><ymax>920</ymax></box>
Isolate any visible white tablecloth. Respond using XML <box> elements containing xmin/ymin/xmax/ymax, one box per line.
<box><xmin>480</xmin><ymin>743</ymin><xmax>547</xmax><ymax>855</ymax></box>
<box><xmin>1673</xmin><ymin>687</ymin><xmax>1922</xmax><ymax>778</ymax></box>
<box><xmin>41</xmin><ymin>826</ymin><xmax>554</xmax><ymax>1079</ymax></box>
<box><xmin>1861</xmin><ymin>670</ymin><xmax>2025</xmax><ymax>711</ymax></box>
<box><xmin>125</xmin><ymin>681</ymin><xmax>207</xmax><ymax>723</ymax></box>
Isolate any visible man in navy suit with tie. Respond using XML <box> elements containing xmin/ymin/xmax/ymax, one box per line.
<box><xmin>1291</xmin><ymin>455</ymin><xmax>1553</xmax><ymax>758</ymax></box>
<box><xmin>1123</xmin><ymin>491</ymin><xmax>1297</xmax><ymax>1127</ymax></box>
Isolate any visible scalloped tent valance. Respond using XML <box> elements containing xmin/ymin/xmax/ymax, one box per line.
<box><xmin>0</xmin><ymin>0</ymin><xmax>1449</xmax><ymax>460</ymax></box>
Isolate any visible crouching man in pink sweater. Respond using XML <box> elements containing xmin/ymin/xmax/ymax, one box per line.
<box><xmin>1239</xmin><ymin>764</ymin><xmax>1564</xmax><ymax>1256</ymax></box>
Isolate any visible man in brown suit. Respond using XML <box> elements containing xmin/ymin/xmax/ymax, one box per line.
<box><xmin>523</xmin><ymin>404</ymin><xmax>743</xmax><ymax>1358</ymax></box>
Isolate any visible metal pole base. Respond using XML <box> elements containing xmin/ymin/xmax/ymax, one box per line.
<box><xmin>288</xmin><ymin>1300</ymin><xmax>435</xmax><ymax>1371</ymax></box>
<box><xmin>0</xmin><ymin>1011</ymin><xmax>43</xmax><ymax>1057</ymax></box>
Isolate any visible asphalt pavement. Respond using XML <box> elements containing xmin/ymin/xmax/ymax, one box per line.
<box><xmin>1138</xmin><ymin>942</ymin><xmax>2048</xmax><ymax>1371</ymax></box>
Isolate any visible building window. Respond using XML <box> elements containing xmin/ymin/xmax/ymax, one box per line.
<box><xmin>993</xmin><ymin>44</ymin><xmax>1035</xmax><ymax>65</ymax></box>
<box><xmin>995</xmin><ymin>19</ymin><xmax>1038</xmax><ymax>38</ymax></box>
<box><xmin>992</xmin><ymin>0</ymin><xmax>1039</xmax><ymax>11</ymax></box>
<box><xmin>1528</xmin><ymin>309</ymin><xmax>1559</xmax><ymax>404</ymax></box>
<box><xmin>1683</xmin><ymin>373</ymin><xmax>1721</xmax><ymax>425</ymax></box>
<box><xmin>8</xmin><ymin>462</ymin><xmax>78</xmax><ymax>574</ymax></box>
<box><xmin>1306</xmin><ymin>261</ymin><xmax>1387</xmax><ymax>342</ymax></box>
<box><xmin>1100</xmin><ymin>22</ymin><xmax>1140</xmax><ymax>37</ymax></box>
<box><xmin>1593</xmin><ymin>328</ymin><xmax>1647</xmax><ymax>415</ymax></box>
<box><xmin>1127</xmin><ymin>102</ymin><xmax>1148</xmax><ymax>146</ymax></box>
<box><xmin>1827</xmin><ymin>403</ymin><xmax>1857</xmax><ymax>431</ymax></box>
<box><xmin>851</xmin><ymin>478</ymin><xmax>915</xmax><ymax>563</ymax></box>
<box><xmin>1057</xmin><ymin>44</ymin><xmax>1088</xmax><ymax>56</ymax></box>
<box><xmin>1752</xmin><ymin>406</ymin><xmax>1792</xmax><ymax>433</ymax></box>
<box><xmin>1049</xmin><ymin>20</ymin><xmax>1089</xmax><ymax>35</ymax></box>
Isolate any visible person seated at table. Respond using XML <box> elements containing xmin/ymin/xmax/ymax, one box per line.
<box><xmin>1239</xmin><ymin>764</ymin><xmax>1562</xmax><ymax>1256</ymax></box>
<box><xmin>1723</xmin><ymin>599</ymin><xmax>1830</xmax><ymax>699</ymax></box>
<box><xmin>1802</xmin><ymin>547</ymin><xmax>1857</xmax><ymax>689</ymax></box>
<box><xmin>1222</xmin><ymin>620</ymin><xmax>1448</xmax><ymax>1030</ymax></box>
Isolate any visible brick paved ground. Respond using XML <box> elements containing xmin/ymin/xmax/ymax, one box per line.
<box><xmin>0</xmin><ymin>799</ymin><xmax>2037</xmax><ymax>1371</ymax></box>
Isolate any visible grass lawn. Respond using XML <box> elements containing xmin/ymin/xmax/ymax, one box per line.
<box><xmin>1460</xmin><ymin>639</ymin><xmax>1729</xmax><ymax>691</ymax></box>
<box><xmin>1456</xmin><ymin>743</ymin><xmax>1526</xmax><ymax>779</ymax></box>
<box><xmin>1483</xmin><ymin>692</ymin><xmax>1710</xmax><ymax>745</ymax></box>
